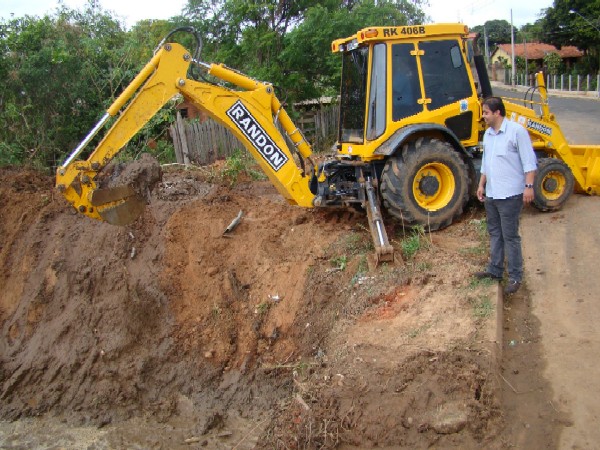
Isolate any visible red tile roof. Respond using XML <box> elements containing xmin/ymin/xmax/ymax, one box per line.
<box><xmin>495</xmin><ymin>43</ymin><xmax>583</xmax><ymax>59</ymax></box>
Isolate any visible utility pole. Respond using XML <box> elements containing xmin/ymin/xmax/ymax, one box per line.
<box><xmin>510</xmin><ymin>9</ymin><xmax>516</xmax><ymax>86</ymax></box>
<box><xmin>524</xmin><ymin>32</ymin><xmax>528</xmax><ymax>86</ymax></box>
<box><xmin>484</xmin><ymin>25</ymin><xmax>490</xmax><ymax>65</ymax></box>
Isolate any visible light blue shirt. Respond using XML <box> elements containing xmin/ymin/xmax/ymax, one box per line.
<box><xmin>481</xmin><ymin>118</ymin><xmax>537</xmax><ymax>199</ymax></box>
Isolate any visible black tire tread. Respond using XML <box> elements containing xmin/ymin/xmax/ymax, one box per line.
<box><xmin>380</xmin><ymin>137</ymin><xmax>470</xmax><ymax>231</ymax></box>
<box><xmin>532</xmin><ymin>158</ymin><xmax>574</xmax><ymax>212</ymax></box>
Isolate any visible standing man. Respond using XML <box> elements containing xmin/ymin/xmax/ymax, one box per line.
<box><xmin>475</xmin><ymin>97</ymin><xmax>537</xmax><ymax>295</ymax></box>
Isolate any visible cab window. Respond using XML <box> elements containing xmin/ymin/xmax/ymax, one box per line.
<box><xmin>391</xmin><ymin>43</ymin><xmax>422</xmax><ymax>121</ymax></box>
<box><xmin>420</xmin><ymin>40</ymin><xmax>473</xmax><ymax>110</ymax></box>
<box><xmin>366</xmin><ymin>43</ymin><xmax>387</xmax><ymax>140</ymax></box>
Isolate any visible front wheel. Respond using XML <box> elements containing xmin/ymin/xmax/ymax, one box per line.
<box><xmin>380</xmin><ymin>137</ymin><xmax>470</xmax><ymax>231</ymax></box>
<box><xmin>532</xmin><ymin>158</ymin><xmax>574</xmax><ymax>212</ymax></box>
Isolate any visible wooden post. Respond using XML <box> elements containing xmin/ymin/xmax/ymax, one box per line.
<box><xmin>176</xmin><ymin>111</ymin><xmax>190</xmax><ymax>165</ymax></box>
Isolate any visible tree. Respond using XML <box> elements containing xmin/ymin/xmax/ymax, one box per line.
<box><xmin>180</xmin><ymin>0</ymin><xmax>427</xmax><ymax>101</ymax></box>
<box><xmin>543</xmin><ymin>51</ymin><xmax>563</xmax><ymax>75</ymax></box>
<box><xmin>518</xmin><ymin>21</ymin><xmax>544</xmax><ymax>43</ymax></box>
<box><xmin>281</xmin><ymin>0</ymin><xmax>427</xmax><ymax>101</ymax></box>
<box><xmin>471</xmin><ymin>19</ymin><xmax>512</xmax><ymax>58</ymax></box>
<box><xmin>541</xmin><ymin>0</ymin><xmax>599</xmax><ymax>71</ymax></box>
<box><xmin>0</xmin><ymin>8</ymin><xmax>128</xmax><ymax>168</ymax></box>
<box><xmin>0</xmin><ymin>2</ymin><xmax>162</xmax><ymax>168</ymax></box>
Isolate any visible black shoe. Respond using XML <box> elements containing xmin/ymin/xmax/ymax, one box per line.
<box><xmin>504</xmin><ymin>280</ymin><xmax>521</xmax><ymax>295</ymax></box>
<box><xmin>474</xmin><ymin>271</ymin><xmax>502</xmax><ymax>281</ymax></box>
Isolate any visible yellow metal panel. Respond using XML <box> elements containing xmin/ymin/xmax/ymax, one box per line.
<box><xmin>179</xmin><ymin>80</ymin><xmax>315</xmax><ymax>207</ymax></box>
<box><xmin>331</xmin><ymin>24</ymin><xmax>469</xmax><ymax>51</ymax></box>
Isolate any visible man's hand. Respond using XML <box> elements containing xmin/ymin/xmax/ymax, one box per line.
<box><xmin>523</xmin><ymin>186</ymin><xmax>534</xmax><ymax>204</ymax></box>
<box><xmin>477</xmin><ymin>185</ymin><xmax>485</xmax><ymax>202</ymax></box>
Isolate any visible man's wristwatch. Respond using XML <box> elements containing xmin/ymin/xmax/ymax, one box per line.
<box><xmin>525</xmin><ymin>184</ymin><xmax>533</xmax><ymax>188</ymax></box>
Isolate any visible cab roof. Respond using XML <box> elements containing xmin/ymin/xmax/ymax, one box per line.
<box><xmin>331</xmin><ymin>23</ymin><xmax>470</xmax><ymax>53</ymax></box>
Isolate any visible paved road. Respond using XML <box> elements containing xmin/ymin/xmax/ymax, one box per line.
<box><xmin>521</xmin><ymin>196</ymin><xmax>600</xmax><ymax>450</ymax></box>
<box><xmin>495</xmin><ymin>84</ymin><xmax>600</xmax><ymax>449</ymax></box>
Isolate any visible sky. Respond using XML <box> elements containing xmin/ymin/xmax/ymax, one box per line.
<box><xmin>1</xmin><ymin>0</ymin><xmax>553</xmax><ymax>29</ymax></box>
<box><xmin>0</xmin><ymin>0</ymin><xmax>188</xmax><ymax>28</ymax></box>
<box><xmin>425</xmin><ymin>0</ymin><xmax>553</xmax><ymax>28</ymax></box>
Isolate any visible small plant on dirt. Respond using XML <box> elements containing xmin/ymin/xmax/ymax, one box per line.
<box><xmin>467</xmin><ymin>276</ymin><xmax>496</xmax><ymax>289</ymax></box>
<box><xmin>416</xmin><ymin>261</ymin><xmax>432</xmax><ymax>272</ymax></box>
<box><xmin>399</xmin><ymin>225</ymin><xmax>430</xmax><ymax>259</ymax></box>
<box><xmin>343</xmin><ymin>230</ymin><xmax>373</xmax><ymax>255</ymax></box>
<box><xmin>330</xmin><ymin>255</ymin><xmax>348</xmax><ymax>271</ymax></box>
<box><xmin>471</xmin><ymin>295</ymin><xmax>494</xmax><ymax>318</ymax></box>
<box><xmin>211</xmin><ymin>304</ymin><xmax>221</xmax><ymax>320</ymax></box>
<box><xmin>356</xmin><ymin>254</ymin><xmax>368</xmax><ymax>274</ymax></box>
<box><xmin>221</xmin><ymin>149</ymin><xmax>266</xmax><ymax>185</ymax></box>
<box><xmin>292</xmin><ymin>361</ymin><xmax>313</xmax><ymax>378</ymax></box>
<box><xmin>256</xmin><ymin>301</ymin><xmax>271</xmax><ymax>315</ymax></box>
<box><xmin>470</xmin><ymin>218</ymin><xmax>488</xmax><ymax>240</ymax></box>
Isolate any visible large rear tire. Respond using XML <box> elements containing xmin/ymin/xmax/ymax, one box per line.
<box><xmin>380</xmin><ymin>137</ymin><xmax>470</xmax><ymax>231</ymax></box>
<box><xmin>532</xmin><ymin>158</ymin><xmax>574</xmax><ymax>212</ymax></box>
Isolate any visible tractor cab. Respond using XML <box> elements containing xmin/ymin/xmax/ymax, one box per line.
<box><xmin>332</xmin><ymin>24</ymin><xmax>482</xmax><ymax>159</ymax></box>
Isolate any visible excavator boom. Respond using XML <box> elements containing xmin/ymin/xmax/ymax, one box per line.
<box><xmin>56</xmin><ymin>41</ymin><xmax>316</xmax><ymax>225</ymax></box>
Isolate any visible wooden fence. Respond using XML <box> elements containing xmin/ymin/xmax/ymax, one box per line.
<box><xmin>169</xmin><ymin>104</ymin><xmax>339</xmax><ymax>165</ymax></box>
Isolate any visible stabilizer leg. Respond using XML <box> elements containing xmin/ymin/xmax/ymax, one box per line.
<box><xmin>364</xmin><ymin>175</ymin><xmax>394</xmax><ymax>265</ymax></box>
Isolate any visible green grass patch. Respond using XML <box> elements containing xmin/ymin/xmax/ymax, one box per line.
<box><xmin>330</xmin><ymin>255</ymin><xmax>348</xmax><ymax>271</ymax></box>
<box><xmin>343</xmin><ymin>230</ymin><xmax>373</xmax><ymax>255</ymax></box>
<box><xmin>399</xmin><ymin>225</ymin><xmax>431</xmax><ymax>259</ymax></box>
<box><xmin>466</xmin><ymin>276</ymin><xmax>496</xmax><ymax>290</ymax></box>
<box><xmin>471</xmin><ymin>296</ymin><xmax>494</xmax><ymax>318</ymax></box>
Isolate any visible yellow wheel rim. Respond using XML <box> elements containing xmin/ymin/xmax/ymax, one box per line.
<box><xmin>541</xmin><ymin>170</ymin><xmax>567</xmax><ymax>201</ymax></box>
<box><xmin>412</xmin><ymin>162</ymin><xmax>455</xmax><ymax>211</ymax></box>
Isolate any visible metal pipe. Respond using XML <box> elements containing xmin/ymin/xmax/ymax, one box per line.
<box><xmin>365</xmin><ymin>176</ymin><xmax>386</xmax><ymax>247</ymax></box>
<box><xmin>61</xmin><ymin>113</ymin><xmax>110</xmax><ymax>167</ymax></box>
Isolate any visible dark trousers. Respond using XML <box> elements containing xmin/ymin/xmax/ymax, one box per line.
<box><xmin>484</xmin><ymin>195</ymin><xmax>524</xmax><ymax>282</ymax></box>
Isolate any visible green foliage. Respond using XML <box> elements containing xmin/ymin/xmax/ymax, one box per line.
<box><xmin>471</xmin><ymin>295</ymin><xmax>494</xmax><ymax>319</ymax></box>
<box><xmin>401</xmin><ymin>233</ymin><xmax>421</xmax><ymax>259</ymax></box>
<box><xmin>471</xmin><ymin>20</ymin><xmax>513</xmax><ymax>58</ymax></box>
<box><xmin>0</xmin><ymin>142</ymin><xmax>25</xmax><ymax>167</ymax></box>
<box><xmin>342</xmin><ymin>230</ymin><xmax>373</xmax><ymax>255</ymax></box>
<box><xmin>518</xmin><ymin>22</ymin><xmax>545</xmax><ymax>43</ymax></box>
<box><xmin>281</xmin><ymin>0</ymin><xmax>427</xmax><ymax>101</ymax></box>
<box><xmin>540</xmin><ymin>0</ymin><xmax>600</xmax><ymax>71</ymax></box>
<box><xmin>330</xmin><ymin>255</ymin><xmax>348</xmax><ymax>270</ymax></box>
<box><xmin>256</xmin><ymin>301</ymin><xmax>271</xmax><ymax>315</ymax></box>
<box><xmin>472</xmin><ymin>20</ymin><xmax>512</xmax><ymax>45</ymax></box>
<box><xmin>221</xmin><ymin>149</ymin><xmax>266</xmax><ymax>185</ymax></box>
<box><xmin>515</xmin><ymin>55</ymin><xmax>526</xmax><ymax>72</ymax></box>
<box><xmin>544</xmin><ymin>52</ymin><xmax>563</xmax><ymax>75</ymax></box>
<box><xmin>400</xmin><ymin>225</ymin><xmax>430</xmax><ymax>259</ymax></box>
<box><xmin>467</xmin><ymin>276</ymin><xmax>495</xmax><ymax>289</ymax></box>
<box><xmin>0</xmin><ymin>7</ymin><xmax>130</xmax><ymax>168</ymax></box>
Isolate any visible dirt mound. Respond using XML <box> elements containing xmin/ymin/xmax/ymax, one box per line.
<box><xmin>0</xmin><ymin>164</ymin><xmax>502</xmax><ymax>448</ymax></box>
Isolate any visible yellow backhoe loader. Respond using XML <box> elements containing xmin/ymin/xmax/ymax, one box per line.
<box><xmin>56</xmin><ymin>24</ymin><xmax>600</xmax><ymax>263</ymax></box>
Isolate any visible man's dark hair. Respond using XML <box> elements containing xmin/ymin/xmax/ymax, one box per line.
<box><xmin>483</xmin><ymin>96</ymin><xmax>506</xmax><ymax>117</ymax></box>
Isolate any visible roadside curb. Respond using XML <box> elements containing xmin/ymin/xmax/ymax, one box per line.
<box><xmin>484</xmin><ymin>282</ymin><xmax>504</xmax><ymax>399</ymax></box>
<box><xmin>493</xmin><ymin>282</ymin><xmax>503</xmax><ymax>365</ymax></box>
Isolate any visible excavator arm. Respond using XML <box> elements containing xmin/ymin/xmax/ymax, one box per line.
<box><xmin>56</xmin><ymin>40</ymin><xmax>316</xmax><ymax>225</ymax></box>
